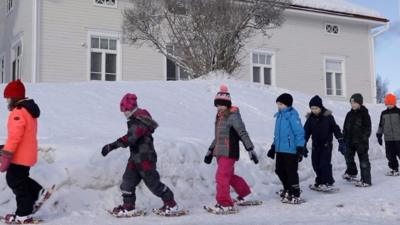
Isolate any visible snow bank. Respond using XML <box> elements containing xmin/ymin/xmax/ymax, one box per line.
<box><xmin>0</xmin><ymin>79</ymin><xmax>396</xmax><ymax>225</ymax></box>
<box><xmin>292</xmin><ymin>0</ymin><xmax>382</xmax><ymax>18</ymax></box>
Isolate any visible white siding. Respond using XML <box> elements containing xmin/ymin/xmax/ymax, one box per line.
<box><xmin>39</xmin><ymin>0</ymin><xmax>164</xmax><ymax>82</ymax></box>
<box><xmin>0</xmin><ymin>0</ymin><xmax>34</xmax><ymax>83</ymax></box>
<box><xmin>236</xmin><ymin>10</ymin><xmax>378</xmax><ymax>103</ymax></box>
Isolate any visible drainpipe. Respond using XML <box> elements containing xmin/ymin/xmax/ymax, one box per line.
<box><xmin>32</xmin><ymin>0</ymin><xmax>38</xmax><ymax>83</ymax></box>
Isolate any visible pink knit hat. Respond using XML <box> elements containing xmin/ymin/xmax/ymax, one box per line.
<box><xmin>214</xmin><ymin>85</ymin><xmax>232</xmax><ymax>107</ymax></box>
<box><xmin>120</xmin><ymin>93</ymin><xmax>138</xmax><ymax>112</ymax></box>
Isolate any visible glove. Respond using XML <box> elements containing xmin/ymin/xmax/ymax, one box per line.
<box><xmin>338</xmin><ymin>138</ymin><xmax>347</xmax><ymax>155</ymax></box>
<box><xmin>376</xmin><ymin>133</ymin><xmax>383</xmax><ymax>146</ymax></box>
<box><xmin>101</xmin><ymin>141</ymin><xmax>119</xmax><ymax>157</ymax></box>
<box><xmin>0</xmin><ymin>151</ymin><xmax>12</xmax><ymax>173</ymax></box>
<box><xmin>267</xmin><ymin>145</ymin><xmax>275</xmax><ymax>159</ymax></box>
<box><xmin>303</xmin><ymin>146</ymin><xmax>309</xmax><ymax>158</ymax></box>
<box><xmin>248</xmin><ymin>150</ymin><xmax>259</xmax><ymax>164</ymax></box>
<box><xmin>296</xmin><ymin>146</ymin><xmax>304</xmax><ymax>162</ymax></box>
<box><xmin>204</xmin><ymin>150</ymin><xmax>213</xmax><ymax>164</ymax></box>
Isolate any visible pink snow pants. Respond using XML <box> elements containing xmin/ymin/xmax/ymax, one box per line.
<box><xmin>216</xmin><ymin>157</ymin><xmax>251</xmax><ymax>207</ymax></box>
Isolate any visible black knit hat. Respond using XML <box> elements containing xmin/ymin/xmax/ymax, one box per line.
<box><xmin>309</xmin><ymin>95</ymin><xmax>323</xmax><ymax>108</ymax></box>
<box><xmin>350</xmin><ymin>93</ymin><xmax>363</xmax><ymax>105</ymax></box>
<box><xmin>276</xmin><ymin>93</ymin><xmax>293</xmax><ymax>107</ymax></box>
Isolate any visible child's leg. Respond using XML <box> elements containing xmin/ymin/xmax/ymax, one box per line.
<box><xmin>215</xmin><ymin>157</ymin><xmax>235</xmax><ymax>207</ymax></box>
<box><xmin>275</xmin><ymin>153</ymin><xmax>289</xmax><ymax>190</ymax></box>
<box><xmin>5</xmin><ymin>164</ymin><xmax>37</xmax><ymax>216</ymax></box>
<box><xmin>284</xmin><ymin>154</ymin><xmax>300</xmax><ymax>197</ymax></box>
<box><xmin>319</xmin><ymin>143</ymin><xmax>334</xmax><ymax>185</ymax></box>
<box><xmin>120</xmin><ymin>162</ymin><xmax>142</xmax><ymax>205</ymax></box>
<box><xmin>311</xmin><ymin>146</ymin><xmax>321</xmax><ymax>185</ymax></box>
<box><xmin>394</xmin><ymin>141</ymin><xmax>400</xmax><ymax>168</ymax></box>
<box><xmin>138</xmin><ymin>160</ymin><xmax>175</xmax><ymax>206</ymax></box>
<box><xmin>385</xmin><ymin>141</ymin><xmax>399</xmax><ymax>171</ymax></box>
<box><xmin>344</xmin><ymin>145</ymin><xmax>358</xmax><ymax>176</ymax></box>
<box><xmin>230</xmin><ymin>165</ymin><xmax>251</xmax><ymax>198</ymax></box>
<box><xmin>356</xmin><ymin>148</ymin><xmax>371</xmax><ymax>184</ymax></box>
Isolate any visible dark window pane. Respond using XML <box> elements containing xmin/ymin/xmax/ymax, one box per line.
<box><xmin>106</xmin><ymin>54</ymin><xmax>116</xmax><ymax>73</ymax></box>
<box><xmin>109</xmin><ymin>39</ymin><xmax>117</xmax><ymax>50</ymax></box>
<box><xmin>105</xmin><ymin>74</ymin><xmax>116</xmax><ymax>81</ymax></box>
<box><xmin>326</xmin><ymin>72</ymin><xmax>333</xmax><ymax>95</ymax></box>
<box><xmin>100</xmin><ymin>38</ymin><xmax>108</xmax><ymax>49</ymax></box>
<box><xmin>91</xmin><ymin>52</ymin><xmax>102</xmax><ymax>73</ymax></box>
<box><xmin>166</xmin><ymin>58</ymin><xmax>177</xmax><ymax>81</ymax></box>
<box><xmin>91</xmin><ymin>73</ymin><xmax>102</xmax><ymax>80</ymax></box>
<box><xmin>252</xmin><ymin>53</ymin><xmax>258</xmax><ymax>64</ymax></box>
<box><xmin>91</xmin><ymin>37</ymin><xmax>99</xmax><ymax>49</ymax></box>
<box><xmin>264</xmin><ymin>68</ymin><xmax>271</xmax><ymax>85</ymax></box>
<box><xmin>253</xmin><ymin>67</ymin><xmax>260</xmax><ymax>83</ymax></box>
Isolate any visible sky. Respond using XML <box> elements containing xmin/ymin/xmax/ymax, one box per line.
<box><xmin>349</xmin><ymin>0</ymin><xmax>400</xmax><ymax>92</ymax></box>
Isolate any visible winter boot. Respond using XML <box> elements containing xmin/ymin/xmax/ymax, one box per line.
<box><xmin>342</xmin><ymin>173</ymin><xmax>357</xmax><ymax>182</ymax></box>
<box><xmin>354</xmin><ymin>180</ymin><xmax>371</xmax><ymax>187</ymax></box>
<box><xmin>110</xmin><ymin>203</ymin><xmax>137</xmax><ymax>217</ymax></box>
<box><xmin>3</xmin><ymin>214</ymin><xmax>35</xmax><ymax>224</ymax></box>
<box><xmin>386</xmin><ymin>170</ymin><xmax>400</xmax><ymax>176</ymax></box>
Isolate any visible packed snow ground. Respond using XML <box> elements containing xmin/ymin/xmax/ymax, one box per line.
<box><xmin>0</xmin><ymin>79</ymin><xmax>399</xmax><ymax>225</ymax></box>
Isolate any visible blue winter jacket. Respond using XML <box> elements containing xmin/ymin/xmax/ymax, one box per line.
<box><xmin>273</xmin><ymin>107</ymin><xmax>305</xmax><ymax>154</ymax></box>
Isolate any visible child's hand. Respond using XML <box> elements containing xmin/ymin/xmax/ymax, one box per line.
<box><xmin>101</xmin><ymin>141</ymin><xmax>119</xmax><ymax>157</ymax></box>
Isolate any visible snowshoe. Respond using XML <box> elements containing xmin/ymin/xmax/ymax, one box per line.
<box><xmin>281</xmin><ymin>195</ymin><xmax>305</xmax><ymax>205</ymax></box>
<box><xmin>275</xmin><ymin>189</ymin><xmax>288</xmax><ymax>201</ymax></box>
<box><xmin>354</xmin><ymin>180</ymin><xmax>371</xmax><ymax>188</ymax></box>
<box><xmin>152</xmin><ymin>204</ymin><xmax>188</xmax><ymax>217</ymax></box>
<box><xmin>203</xmin><ymin>204</ymin><xmax>238</xmax><ymax>215</ymax></box>
<box><xmin>385</xmin><ymin>170</ymin><xmax>400</xmax><ymax>176</ymax></box>
<box><xmin>0</xmin><ymin>214</ymin><xmax>42</xmax><ymax>224</ymax></box>
<box><xmin>32</xmin><ymin>184</ymin><xmax>56</xmax><ymax>214</ymax></box>
<box><xmin>107</xmin><ymin>204</ymin><xmax>146</xmax><ymax>218</ymax></box>
<box><xmin>342</xmin><ymin>173</ymin><xmax>357</xmax><ymax>183</ymax></box>
<box><xmin>234</xmin><ymin>196</ymin><xmax>263</xmax><ymax>206</ymax></box>
<box><xmin>309</xmin><ymin>184</ymin><xmax>339</xmax><ymax>193</ymax></box>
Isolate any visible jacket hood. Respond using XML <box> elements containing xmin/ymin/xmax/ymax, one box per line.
<box><xmin>15</xmin><ymin>99</ymin><xmax>40</xmax><ymax>118</ymax></box>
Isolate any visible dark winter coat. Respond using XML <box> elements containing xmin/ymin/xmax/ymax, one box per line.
<box><xmin>115</xmin><ymin>108</ymin><xmax>159</xmax><ymax>164</ymax></box>
<box><xmin>377</xmin><ymin>107</ymin><xmax>400</xmax><ymax>141</ymax></box>
<box><xmin>209</xmin><ymin>106</ymin><xmax>254</xmax><ymax>160</ymax></box>
<box><xmin>343</xmin><ymin>105</ymin><xmax>371</xmax><ymax>149</ymax></box>
<box><xmin>304</xmin><ymin>108</ymin><xmax>343</xmax><ymax>147</ymax></box>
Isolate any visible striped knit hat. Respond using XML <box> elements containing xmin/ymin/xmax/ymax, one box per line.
<box><xmin>120</xmin><ymin>93</ymin><xmax>138</xmax><ymax>112</ymax></box>
<box><xmin>214</xmin><ymin>85</ymin><xmax>232</xmax><ymax>107</ymax></box>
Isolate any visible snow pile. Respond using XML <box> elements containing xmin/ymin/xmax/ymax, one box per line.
<box><xmin>0</xmin><ymin>79</ymin><xmax>398</xmax><ymax>225</ymax></box>
<box><xmin>292</xmin><ymin>0</ymin><xmax>382</xmax><ymax>18</ymax></box>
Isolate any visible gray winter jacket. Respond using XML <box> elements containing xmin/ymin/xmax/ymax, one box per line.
<box><xmin>377</xmin><ymin>107</ymin><xmax>400</xmax><ymax>142</ymax></box>
<box><xmin>209</xmin><ymin>107</ymin><xmax>254</xmax><ymax>160</ymax></box>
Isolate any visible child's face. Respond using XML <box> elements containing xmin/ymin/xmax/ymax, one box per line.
<box><xmin>310</xmin><ymin>106</ymin><xmax>321</xmax><ymax>115</ymax></box>
<box><xmin>217</xmin><ymin>105</ymin><xmax>228</xmax><ymax>112</ymax></box>
<box><xmin>350</xmin><ymin>100</ymin><xmax>361</xmax><ymax>110</ymax></box>
<box><xmin>277</xmin><ymin>102</ymin><xmax>287</xmax><ymax>111</ymax></box>
<box><xmin>387</xmin><ymin>104</ymin><xmax>395</xmax><ymax>109</ymax></box>
<box><xmin>123</xmin><ymin>111</ymin><xmax>131</xmax><ymax>118</ymax></box>
<box><xmin>5</xmin><ymin>98</ymin><xmax>11</xmax><ymax>104</ymax></box>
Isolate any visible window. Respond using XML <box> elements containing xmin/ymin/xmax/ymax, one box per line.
<box><xmin>93</xmin><ymin>0</ymin><xmax>117</xmax><ymax>8</ymax></box>
<box><xmin>90</xmin><ymin>36</ymin><xmax>118</xmax><ymax>81</ymax></box>
<box><xmin>325</xmin><ymin>59</ymin><xmax>344</xmax><ymax>96</ymax></box>
<box><xmin>12</xmin><ymin>43</ymin><xmax>22</xmax><ymax>81</ymax></box>
<box><xmin>325</xmin><ymin>23</ymin><xmax>340</xmax><ymax>35</ymax></box>
<box><xmin>166</xmin><ymin>45</ymin><xmax>190</xmax><ymax>81</ymax></box>
<box><xmin>6</xmin><ymin>0</ymin><xmax>14</xmax><ymax>14</ymax></box>
<box><xmin>252</xmin><ymin>52</ymin><xmax>273</xmax><ymax>85</ymax></box>
<box><xmin>0</xmin><ymin>56</ymin><xmax>5</xmax><ymax>83</ymax></box>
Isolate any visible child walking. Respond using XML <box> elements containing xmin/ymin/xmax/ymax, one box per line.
<box><xmin>376</xmin><ymin>93</ymin><xmax>400</xmax><ymax>176</ymax></box>
<box><xmin>1</xmin><ymin>80</ymin><xmax>53</xmax><ymax>224</ymax></box>
<box><xmin>342</xmin><ymin>93</ymin><xmax>372</xmax><ymax>187</ymax></box>
<box><xmin>102</xmin><ymin>93</ymin><xmax>182</xmax><ymax>217</ymax></box>
<box><xmin>267</xmin><ymin>93</ymin><xmax>305</xmax><ymax>204</ymax></box>
<box><xmin>204</xmin><ymin>85</ymin><xmax>258</xmax><ymax>214</ymax></box>
<box><xmin>304</xmin><ymin>95</ymin><xmax>346</xmax><ymax>192</ymax></box>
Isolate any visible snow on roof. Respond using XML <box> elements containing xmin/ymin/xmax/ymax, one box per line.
<box><xmin>292</xmin><ymin>0</ymin><xmax>382</xmax><ymax>18</ymax></box>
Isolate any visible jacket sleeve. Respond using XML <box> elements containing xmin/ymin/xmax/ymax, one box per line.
<box><xmin>230</xmin><ymin>112</ymin><xmax>254</xmax><ymax>151</ymax></box>
<box><xmin>116</xmin><ymin>122</ymin><xmax>149</xmax><ymax>148</ymax></box>
<box><xmin>342</xmin><ymin>113</ymin><xmax>349</xmax><ymax>141</ymax></box>
<box><xmin>377</xmin><ymin>112</ymin><xmax>384</xmax><ymax>135</ymax></box>
<box><xmin>303</xmin><ymin>117</ymin><xmax>311</xmax><ymax>145</ymax></box>
<box><xmin>289</xmin><ymin>112</ymin><xmax>305</xmax><ymax>147</ymax></box>
<box><xmin>362</xmin><ymin>111</ymin><xmax>372</xmax><ymax>140</ymax></box>
<box><xmin>329</xmin><ymin>115</ymin><xmax>343</xmax><ymax>140</ymax></box>
<box><xmin>4</xmin><ymin>110</ymin><xmax>26</xmax><ymax>153</ymax></box>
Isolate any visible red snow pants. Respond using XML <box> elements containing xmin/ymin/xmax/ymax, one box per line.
<box><xmin>215</xmin><ymin>156</ymin><xmax>251</xmax><ymax>207</ymax></box>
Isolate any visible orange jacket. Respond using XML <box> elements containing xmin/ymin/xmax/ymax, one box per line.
<box><xmin>3</xmin><ymin>100</ymin><xmax>40</xmax><ymax>167</ymax></box>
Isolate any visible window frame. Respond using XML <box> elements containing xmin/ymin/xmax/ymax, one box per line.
<box><xmin>10</xmin><ymin>39</ymin><xmax>23</xmax><ymax>81</ymax></box>
<box><xmin>0</xmin><ymin>53</ymin><xmax>5</xmax><ymax>83</ymax></box>
<box><xmin>6</xmin><ymin>0</ymin><xmax>14</xmax><ymax>15</ymax></box>
<box><xmin>323</xmin><ymin>56</ymin><xmax>346</xmax><ymax>98</ymax></box>
<box><xmin>250</xmin><ymin>50</ymin><xmax>276</xmax><ymax>86</ymax></box>
<box><xmin>93</xmin><ymin>0</ymin><xmax>118</xmax><ymax>9</ymax></box>
<box><xmin>87</xmin><ymin>30</ymin><xmax>121</xmax><ymax>81</ymax></box>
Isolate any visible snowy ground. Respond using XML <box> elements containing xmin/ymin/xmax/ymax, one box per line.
<box><xmin>0</xmin><ymin>79</ymin><xmax>399</xmax><ymax>225</ymax></box>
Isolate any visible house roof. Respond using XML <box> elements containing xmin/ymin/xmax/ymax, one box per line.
<box><xmin>290</xmin><ymin>0</ymin><xmax>389</xmax><ymax>23</ymax></box>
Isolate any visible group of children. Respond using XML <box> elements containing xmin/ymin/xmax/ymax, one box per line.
<box><xmin>1</xmin><ymin>80</ymin><xmax>399</xmax><ymax>221</ymax></box>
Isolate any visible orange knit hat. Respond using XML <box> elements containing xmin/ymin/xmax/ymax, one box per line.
<box><xmin>384</xmin><ymin>93</ymin><xmax>397</xmax><ymax>106</ymax></box>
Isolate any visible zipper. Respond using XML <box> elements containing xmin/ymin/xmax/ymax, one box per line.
<box><xmin>288</xmin><ymin>136</ymin><xmax>291</xmax><ymax>148</ymax></box>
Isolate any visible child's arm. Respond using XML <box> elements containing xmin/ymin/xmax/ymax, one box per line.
<box><xmin>3</xmin><ymin>110</ymin><xmax>26</xmax><ymax>155</ymax></box>
<box><xmin>329</xmin><ymin>115</ymin><xmax>343</xmax><ymax>140</ymax></box>
<box><xmin>289</xmin><ymin>112</ymin><xmax>305</xmax><ymax>148</ymax></box>
<box><xmin>117</xmin><ymin>123</ymin><xmax>149</xmax><ymax>148</ymax></box>
<box><xmin>303</xmin><ymin>117</ymin><xmax>311</xmax><ymax>145</ymax></box>
<box><xmin>231</xmin><ymin>112</ymin><xmax>254</xmax><ymax>151</ymax></box>
<box><xmin>362</xmin><ymin>112</ymin><xmax>372</xmax><ymax>142</ymax></box>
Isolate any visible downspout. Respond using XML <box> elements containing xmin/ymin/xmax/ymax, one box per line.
<box><xmin>32</xmin><ymin>0</ymin><xmax>39</xmax><ymax>83</ymax></box>
<box><xmin>370</xmin><ymin>23</ymin><xmax>390</xmax><ymax>104</ymax></box>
